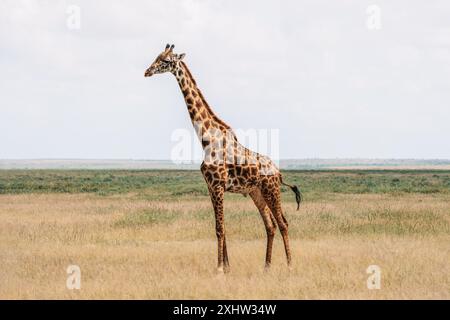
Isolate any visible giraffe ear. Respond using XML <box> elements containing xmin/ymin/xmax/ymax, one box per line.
<box><xmin>177</xmin><ymin>53</ymin><xmax>186</xmax><ymax>60</ymax></box>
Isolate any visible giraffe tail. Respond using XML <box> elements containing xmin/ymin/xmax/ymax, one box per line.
<box><xmin>281</xmin><ymin>179</ymin><xmax>302</xmax><ymax>210</ymax></box>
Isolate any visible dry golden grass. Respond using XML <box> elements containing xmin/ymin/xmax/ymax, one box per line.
<box><xmin>0</xmin><ymin>192</ymin><xmax>449</xmax><ymax>299</ymax></box>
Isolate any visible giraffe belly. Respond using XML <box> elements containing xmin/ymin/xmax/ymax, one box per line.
<box><xmin>225</xmin><ymin>176</ymin><xmax>258</xmax><ymax>194</ymax></box>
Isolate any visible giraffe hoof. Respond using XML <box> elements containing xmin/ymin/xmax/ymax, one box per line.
<box><xmin>264</xmin><ymin>264</ymin><xmax>271</xmax><ymax>272</ymax></box>
<box><xmin>216</xmin><ymin>266</ymin><xmax>224</xmax><ymax>274</ymax></box>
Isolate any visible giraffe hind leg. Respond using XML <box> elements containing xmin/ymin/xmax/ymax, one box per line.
<box><xmin>262</xmin><ymin>187</ymin><xmax>292</xmax><ymax>267</ymax></box>
<box><xmin>249</xmin><ymin>188</ymin><xmax>277</xmax><ymax>269</ymax></box>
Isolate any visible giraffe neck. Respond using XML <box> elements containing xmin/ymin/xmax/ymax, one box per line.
<box><xmin>173</xmin><ymin>61</ymin><xmax>232</xmax><ymax>146</ymax></box>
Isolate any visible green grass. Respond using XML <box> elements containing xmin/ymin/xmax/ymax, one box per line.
<box><xmin>0</xmin><ymin>170</ymin><xmax>205</xmax><ymax>197</ymax></box>
<box><xmin>0</xmin><ymin>169</ymin><xmax>448</xmax><ymax>197</ymax></box>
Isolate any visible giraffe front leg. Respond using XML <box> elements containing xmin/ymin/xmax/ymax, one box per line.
<box><xmin>208</xmin><ymin>186</ymin><xmax>227</xmax><ymax>273</ymax></box>
<box><xmin>223</xmin><ymin>235</ymin><xmax>230</xmax><ymax>273</ymax></box>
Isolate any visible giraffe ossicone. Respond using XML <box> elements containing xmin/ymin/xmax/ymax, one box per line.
<box><xmin>145</xmin><ymin>44</ymin><xmax>302</xmax><ymax>272</ymax></box>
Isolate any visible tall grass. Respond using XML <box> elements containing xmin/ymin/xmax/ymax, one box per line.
<box><xmin>0</xmin><ymin>170</ymin><xmax>448</xmax><ymax>299</ymax></box>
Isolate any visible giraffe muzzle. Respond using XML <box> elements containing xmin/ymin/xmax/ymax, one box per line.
<box><xmin>144</xmin><ymin>69</ymin><xmax>154</xmax><ymax>77</ymax></box>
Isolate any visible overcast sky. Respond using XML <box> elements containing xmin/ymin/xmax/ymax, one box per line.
<box><xmin>1</xmin><ymin>0</ymin><xmax>449</xmax><ymax>160</ymax></box>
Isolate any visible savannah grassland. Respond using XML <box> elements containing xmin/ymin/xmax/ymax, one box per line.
<box><xmin>0</xmin><ymin>170</ymin><xmax>449</xmax><ymax>299</ymax></box>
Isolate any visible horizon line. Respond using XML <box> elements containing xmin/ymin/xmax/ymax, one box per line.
<box><xmin>1</xmin><ymin>158</ymin><xmax>450</xmax><ymax>161</ymax></box>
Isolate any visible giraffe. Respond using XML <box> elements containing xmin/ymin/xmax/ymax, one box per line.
<box><xmin>145</xmin><ymin>44</ymin><xmax>302</xmax><ymax>272</ymax></box>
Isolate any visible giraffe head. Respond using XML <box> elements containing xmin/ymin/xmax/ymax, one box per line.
<box><xmin>144</xmin><ymin>44</ymin><xmax>185</xmax><ymax>77</ymax></box>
